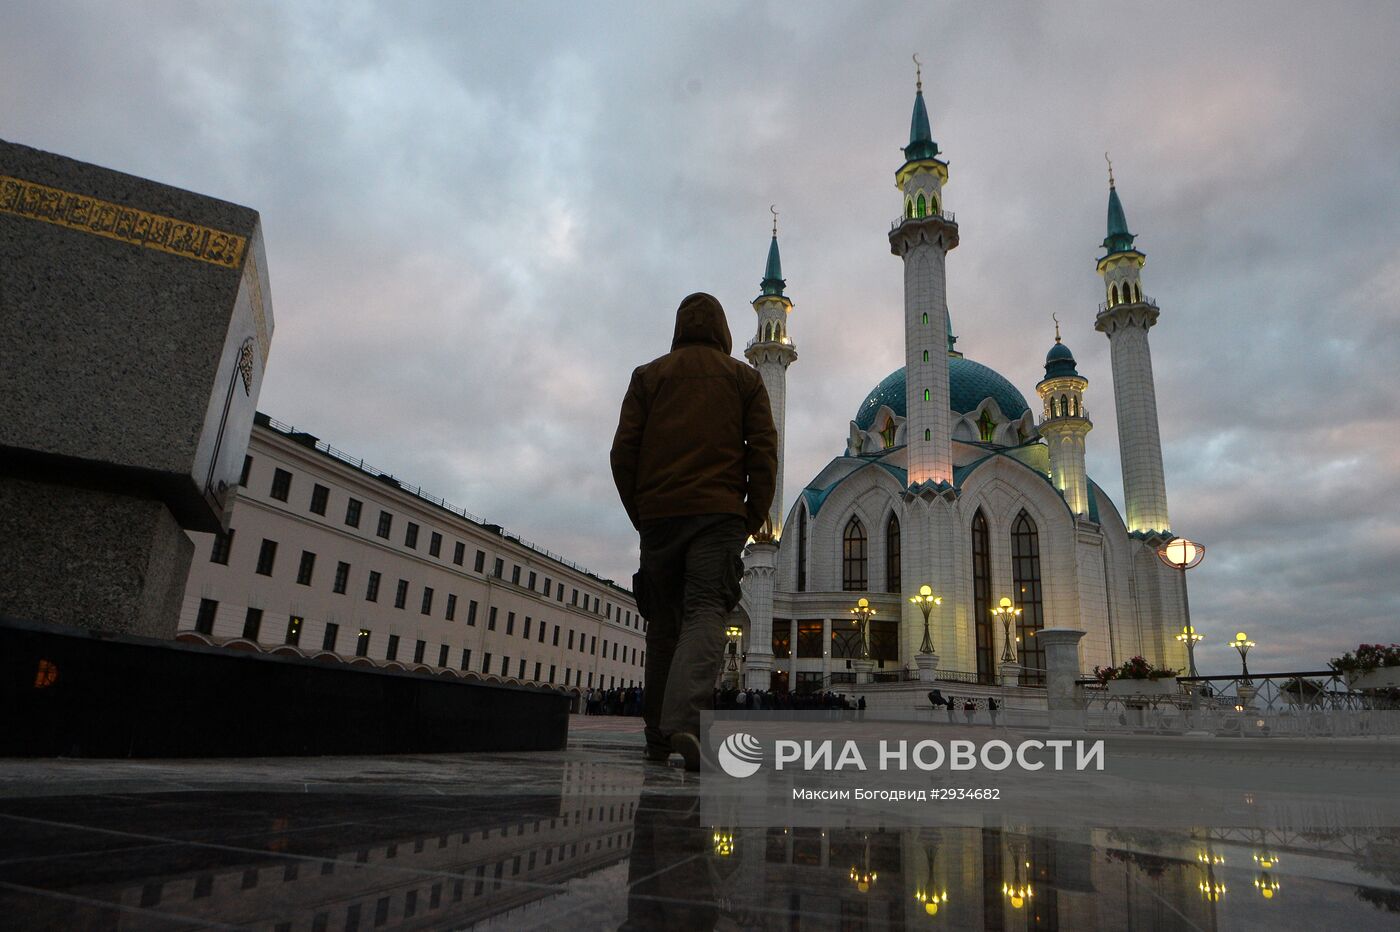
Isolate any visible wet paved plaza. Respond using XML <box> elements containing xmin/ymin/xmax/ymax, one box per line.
<box><xmin>1</xmin><ymin>715</ymin><xmax>1397</xmax><ymax>930</ymax></box>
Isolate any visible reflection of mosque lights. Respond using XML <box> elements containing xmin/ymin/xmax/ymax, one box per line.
<box><xmin>711</xmin><ymin>830</ymin><xmax>734</xmax><ymax>858</ymax></box>
<box><xmin>915</xmin><ymin>888</ymin><xmax>949</xmax><ymax>916</ymax></box>
<box><xmin>849</xmin><ymin>833</ymin><xmax>877</xmax><ymax>894</ymax></box>
<box><xmin>1197</xmin><ymin>847</ymin><xmax>1226</xmax><ymax>902</ymax></box>
<box><xmin>1254</xmin><ymin>850</ymin><xmax>1280</xmax><ymax>899</ymax></box>
<box><xmin>915</xmin><ymin>840</ymin><xmax>949</xmax><ymax>916</ymax></box>
<box><xmin>1002</xmin><ymin>849</ymin><xmax>1033</xmax><ymax>910</ymax></box>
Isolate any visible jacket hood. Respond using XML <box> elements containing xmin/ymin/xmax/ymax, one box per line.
<box><xmin>671</xmin><ymin>292</ymin><xmax>732</xmax><ymax>355</ymax></box>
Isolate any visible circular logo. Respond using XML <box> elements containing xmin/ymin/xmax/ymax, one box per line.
<box><xmin>717</xmin><ymin>732</ymin><xmax>764</xmax><ymax>778</ymax></box>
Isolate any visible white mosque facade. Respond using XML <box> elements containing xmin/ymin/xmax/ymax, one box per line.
<box><xmin>735</xmin><ymin>76</ymin><xmax>1189</xmax><ymax>693</ymax></box>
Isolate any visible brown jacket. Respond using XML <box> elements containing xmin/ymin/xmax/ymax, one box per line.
<box><xmin>610</xmin><ymin>292</ymin><xmax>778</xmax><ymax>533</ymax></box>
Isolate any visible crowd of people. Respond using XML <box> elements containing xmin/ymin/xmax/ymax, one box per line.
<box><xmin>714</xmin><ymin>686</ymin><xmax>867</xmax><ymax>711</ymax></box>
<box><xmin>582</xmin><ymin>686</ymin><xmax>644</xmax><ymax>716</ymax></box>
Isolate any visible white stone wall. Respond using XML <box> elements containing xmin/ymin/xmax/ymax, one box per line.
<box><xmin>179</xmin><ymin>422</ymin><xmax>646</xmax><ymax>692</ymax></box>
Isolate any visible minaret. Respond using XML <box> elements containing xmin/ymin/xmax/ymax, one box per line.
<box><xmin>745</xmin><ymin>207</ymin><xmax>797</xmax><ymax>537</ymax></box>
<box><xmin>888</xmin><ymin>58</ymin><xmax>958</xmax><ymax>487</ymax></box>
<box><xmin>1094</xmin><ymin>158</ymin><xmax>1170</xmax><ymax>533</ymax></box>
<box><xmin>1036</xmin><ymin>317</ymin><xmax>1092</xmax><ymax>516</ymax></box>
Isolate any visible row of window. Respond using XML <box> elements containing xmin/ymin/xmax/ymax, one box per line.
<box><xmin>194</xmin><ymin>596</ymin><xmax>639</xmax><ymax>665</ymax></box>
<box><xmin>244</xmin><ymin>455</ymin><xmax>641</xmax><ymax>629</ymax></box>
<box><xmin>769</xmin><ymin>619</ymin><xmax>901</xmax><ymax>662</ymax></box>
<box><xmin>193</xmin><ymin>599</ymin><xmax>642</xmax><ymax>687</ymax></box>
<box><xmin>218</xmin><ymin>531</ymin><xmax>645</xmax><ymax>643</ymax></box>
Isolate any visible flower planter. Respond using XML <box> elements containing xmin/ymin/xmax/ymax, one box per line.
<box><xmin>1346</xmin><ymin>667</ymin><xmax>1400</xmax><ymax>691</ymax></box>
<box><xmin>1106</xmin><ymin>678</ymin><xmax>1178</xmax><ymax>697</ymax></box>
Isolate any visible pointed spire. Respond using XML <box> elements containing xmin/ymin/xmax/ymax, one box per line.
<box><xmin>1102</xmin><ymin>153</ymin><xmax>1137</xmax><ymax>254</ymax></box>
<box><xmin>903</xmin><ymin>54</ymin><xmax>939</xmax><ymax>162</ymax></box>
<box><xmin>1054</xmin><ymin>312</ymin><xmax>1062</xmax><ymax>343</ymax></box>
<box><xmin>760</xmin><ymin>205</ymin><xmax>786</xmax><ymax>297</ymax></box>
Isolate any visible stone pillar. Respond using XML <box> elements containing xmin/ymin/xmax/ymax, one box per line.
<box><xmin>915</xmin><ymin>649</ymin><xmax>940</xmax><ymax>682</ymax></box>
<box><xmin>1038</xmin><ymin>628</ymin><xmax>1087</xmax><ymax>725</ymax></box>
<box><xmin>741</xmin><ymin>540</ymin><xmax>778</xmax><ymax>690</ymax></box>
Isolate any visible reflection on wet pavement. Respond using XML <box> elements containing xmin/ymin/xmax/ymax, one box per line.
<box><xmin>0</xmin><ymin>717</ymin><xmax>1396</xmax><ymax>930</ymax></box>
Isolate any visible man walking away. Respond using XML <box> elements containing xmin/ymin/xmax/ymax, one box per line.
<box><xmin>610</xmin><ymin>292</ymin><xmax>778</xmax><ymax>771</ymax></box>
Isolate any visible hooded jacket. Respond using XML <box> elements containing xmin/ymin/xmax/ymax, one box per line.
<box><xmin>610</xmin><ymin>292</ymin><xmax>778</xmax><ymax>533</ymax></box>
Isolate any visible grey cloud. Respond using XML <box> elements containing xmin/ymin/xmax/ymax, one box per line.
<box><xmin>4</xmin><ymin>0</ymin><xmax>1398</xmax><ymax>672</ymax></box>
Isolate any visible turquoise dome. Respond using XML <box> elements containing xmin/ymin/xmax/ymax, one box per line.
<box><xmin>1043</xmin><ymin>341</ymin><xmax>1079</xmax><ymax>379</ymax></box>
<box><xmin>854</xmin><ymin>357</ymin><xmax>1030</xmax><ymax>431</ymax></box>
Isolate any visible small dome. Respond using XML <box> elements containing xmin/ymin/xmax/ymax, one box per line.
<box><xmin>854</xmin><ymin>357</ymin><xmax>1030</xmax><ymax>431</ymax></box>
<box><xmin>1043</xmin><ymin>341</ymin><xmax>1079</xmax><ymax>379</ymax></box>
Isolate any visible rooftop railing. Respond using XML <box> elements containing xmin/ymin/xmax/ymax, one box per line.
<box><xmin>1097</xmin><ymin>295</ymin><xmax>1158</xmax><ymax>314</ymax></box>
<box><xmin>260</xmin><ymin>415</ymin><xmax>611</xmax><ymax>585</ymax></box>
<box><xmin>890</xmin><ymin>208</ymin><xmax>956</xmax><ymax>231</ymax></box>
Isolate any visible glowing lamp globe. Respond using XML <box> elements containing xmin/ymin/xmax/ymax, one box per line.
<box><xmin>1157</xmin><ymin>537</ymin><xmax>1205</xmax><ymax>570</ymax></box>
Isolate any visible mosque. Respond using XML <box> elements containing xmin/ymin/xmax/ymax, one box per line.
<box><xmin>735</xmin><ymin>70</ymin><xmax>1189</xmax><ymax>693</ymax></box>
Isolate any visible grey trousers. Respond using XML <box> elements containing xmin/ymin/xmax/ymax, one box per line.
<box><xmin>636</xmin><ymin>514</ymin><xmax>746</xmax><ymax>747</ymax></box>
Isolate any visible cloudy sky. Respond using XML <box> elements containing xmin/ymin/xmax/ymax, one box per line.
<box><xmin>6</xmin><ymin>1</ymin><xmax>1397</xmax><ymax>673</ymax></box>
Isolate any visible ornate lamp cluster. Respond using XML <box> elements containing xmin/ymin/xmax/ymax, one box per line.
<box><xmin>992</xmin><ymin>597</ymin><xmax>1022</xmax><ymax>664</ymax></box>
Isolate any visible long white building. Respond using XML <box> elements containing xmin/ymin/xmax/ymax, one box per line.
<box><xmin>179</xmin><ymin>414</ymin><xmax>645</xmax><ymax>703</ymax></box>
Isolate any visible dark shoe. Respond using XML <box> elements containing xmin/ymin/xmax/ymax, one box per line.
<box><xmin>670</xmin><ymin>732</ymin><xmax>703</xmax><ymax>772</ymax></box>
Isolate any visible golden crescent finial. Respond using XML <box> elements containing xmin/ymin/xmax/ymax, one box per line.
<box><xmin>913</xmin><ymin>53</ymin><xmax>923</xmax><ymax>91</ymax></box>
<box><xmin>770</xmin><ymin>204</ymin><xmax>778</xmax><ymax>237</ymax></box>
<box><xmin>1105</xmin><ymin>151</ymin><xmax>1115</xmax><ymax>188</ymax></box>
<box><xmin>1052</xmin><ymin>312</ymin><xmax>1061</xmax><ymax>343</ymax></box>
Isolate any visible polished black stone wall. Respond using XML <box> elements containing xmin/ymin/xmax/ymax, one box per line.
<box><xmin>0</xmin><ymin>616</ymin><xmax>568</xmax><ymax>757</ymax></box>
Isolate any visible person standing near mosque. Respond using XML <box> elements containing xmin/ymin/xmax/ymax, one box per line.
<box><xmin>610</xmin><ymin>292</ymin><xmax>778</xmax><ymax>771</ymax></box>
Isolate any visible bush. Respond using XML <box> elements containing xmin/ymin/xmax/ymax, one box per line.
<box><xmin>1093</xmin><ymin>655</ymin><xmax>1179</xmax><ymax>685</ymax></box>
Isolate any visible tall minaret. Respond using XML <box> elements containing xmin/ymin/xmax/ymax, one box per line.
<box><xmin>888</xmin><ymin>58</ymin><xmax>958</xmax><ymax>487</ymax></box>
<box><xmin>745</xmin><ymin>208</ymin><xmax>797</xmax><ymax>537</ymax></box>
<box><xmin>1094</xmin><ymin>159</ymin><xmax>1170</xmax><ymax>533</ymax></box>
<box><xmin>1036</xmin><ymin>318</ymin><xmax>1093</xmax><ymax>516</ymax></box>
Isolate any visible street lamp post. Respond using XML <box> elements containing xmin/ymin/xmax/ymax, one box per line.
<box><xmin>910</xmin><ymin>585</ymin><xmax>942</xmax><ymax>683</ymax></box>
<box><xmin>723</xmin><ymin>625</ymin><xmax>743</xmax><ymax>685</ymax></box>
<box><xmin>849</xmin><ymin>597</ymin><xmax>876</xmax><ymax>684</ymax></box>
<box><xmin>1232</xmin><ymin>631</ymin><xmax>1255</xmax><ymax>682</ymax></box>
<box><xmin>911</xmin><ymin>585</ymin><xmax>941</xmax><ymax>654</ymax></box>
<box><xmin>991</xmin><ymin>597</ymin><xmax>1022</xmax><ymax>687</ymax></box>
<box><xmin>992</xmin><ymin>597</ymin><xmax>1021</xmax><ymax>663</ymax></box>
<box><xmin>1176</xmin><ymin>624</ymin><xmax>1204</xmax><ymax>678</ymax></box>
<box><xmin>1157</xmin><ymin>536</ymin><xmax>1205</xmax><ymax>674</ymax></box>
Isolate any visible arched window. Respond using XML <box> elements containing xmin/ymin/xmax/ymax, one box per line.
<box><xmin>922</xmin><ymin>312</ymin><xmax>929</xmax><ymax>325</ymax></box>
<box><xmin>1071</xmin><ymin>396</ymin><xmax>1079</xmax><ymax>416</ymax></box>
<box><xmin>916</xmin><ymin>192</ymin><xmax>927</xmax><ymax>218</ymax></box>
<box><xmin>885</xmin><ymin>513</ymin><xmax>901</xmax><ymax>593</ymax></box>
<box><xmin>842</xmin><ymin>517</ymin><xmax>867</xmax><ymax>591</ymax></box>
<box><xmin>977</xmin><ymin>409</ymin><xmax>997</xmax><ymax>443</ymax></box>
<box><xmin>923</xmin><ymin>349</ymin><xmax>929</xmax><ymax>362</ymax></box>
<box><xmin>972</xmin><ymin>509</ymin><xmax>993</xmax><ymax>683</ymax></box>
<box><xmin>930</xmin><ymin>194</ymin><xmax>940</xmax><ymax>216</ymax></box>
<box><xmin>924</xmin><ymin>428</ymin><xmax>931</xmax><ymax>441</ymax></box>
<box><xmin>924</xmin><ymin>388</ymin><xmax>931</xmax><ymax>402</ymax></box>
<box><xmin>1011</xmin><ymin>510</ymin><xmax>1046</xmax><ymax>683</ymax></box>
<box><xmin>796</xmin><ymin>506</ymin><xmax>808</xmax><ymax>592</ymax></box>
<box><xmin>880</xmin><ymin>416</ymin><xmax>897</xmax><ymax>449</ymax></box>
<box><xmin>906</xmin><ymin>197</ymin><xmax>914</xmax><ymax>219</ymax></box>
<box><xmin>1060</xmin><ymin>394</ymin><xmax>1069</xmax><ymax>417</ymax></box>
